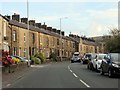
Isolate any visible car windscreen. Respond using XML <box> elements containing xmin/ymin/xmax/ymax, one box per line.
<box><xmin>85</xmin><ymin>54</ymin><xmax>91</xmax><ymax>58</ymax></box>
<box><xmin>98</xmin><ymin>54</ymin><xmax>106</xmax><ymax>60</ymax></box>
<box><xmin>74</xmin><ymin>54</ymin><xmax>79</xmax><ymax>56</ymax></box>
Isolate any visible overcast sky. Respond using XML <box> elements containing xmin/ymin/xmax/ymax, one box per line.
<box><xmin>0</xmin><ymin>0</ymin><xmax>119</xmax><ymax>37</ymax></box>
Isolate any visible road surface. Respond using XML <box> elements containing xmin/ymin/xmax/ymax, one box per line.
<box><xmin>6</xmin><ymin>61</ymin><xmax>119</xmax><ymax>88</ymax></box>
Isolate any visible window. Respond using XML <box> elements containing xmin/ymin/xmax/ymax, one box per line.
<box><xmin>57</xmin><ymin>50</ymin><xmax>59</xmax><ymax>56</ymax></box>
<box><xmin>57</xmin><ymin>38</ymin><xmax>59</xmax><ymax>45</ymax></box>
<box><xmin>52</xmin><ymin>37</ymin><xmax>54</xmax><ymax>46</ymax></box>
<box><xmin>32</xmin><ymin>33</ymin><xmax>35</xmax><ymax>44</ymax></box>
<box><xmin>62</xmin><ymin>40</ymin><xmax>64</xmax><ymax>49</ymax></box>
<box><xmin>73</xmin><ymin>42</ymin><xmax>75</xmax><ymax>48</ymax></box>
<box><xmin>13</xmin><ymin>47</ymin><xmax>17</xmax><ymax>56</ymax></box>
<box><xmin>23</xmin><ymin>48</ymin><xmax>26</xmax><ymax>57</ymax></box>
<box><xmin>39</xmin><ymin>34</ymin><xmax>42</xmax><ymax>44</ymax></box>
<box><xmin>62</xmin><ymin>51</ymin><xmax>64</xmax><ymax>56</ymax></box>
<box><xmin>13</xmin><ymin>30</ymin><xmax>16</xmax><ymax>41</ymax></box>
<box><xmin>24</xmin><ymin>33</ymin><xmax>26</xmax><ymax>42</ymax></box>
<box><xmin>3</xmin><ymin>20</ymin><xmax>6</xmax><ymax>37</ymax></box>
<box><xmin>46</xmin><ymin>36</ymin><xmax>49</xmax><ymax>47</ymax></box>
<box><xmin>19</xmin><ymin>47</ymin><xmax>21</xmax><ymax>56</ymax></box>
<box><xmin>80</xmin><ymin>45</ymin><xmax>82</xmax><ymax>51</ymax></box>
<box><xmin>32</xmin><ymin>47</ymin><xmax>34</xmax><ymax>55</ymax></box>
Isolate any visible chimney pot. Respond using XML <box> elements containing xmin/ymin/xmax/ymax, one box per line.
<box><xmin>12</xmin><ymin>14</ymin><xmax>20</xmax><ymax>22</ymax></box>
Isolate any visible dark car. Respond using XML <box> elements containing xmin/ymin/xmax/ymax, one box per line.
<box><xmin>100</xmin><ymin>53</ymin><xmax>120</xmax><ymax>77</ymax></box>
<box><xmin>71</xmin><ymin>52</ymin><xmax>81</xmax><ymax>63</ymax></box>
<box><xmin>82</xmin><ymin>53</ymin><xmax>96</xmax><ymax>64</ymax></box>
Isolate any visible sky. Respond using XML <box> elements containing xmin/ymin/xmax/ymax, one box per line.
<box><xmin>0</xmin><ymin>0</ymin><xmax>119</xmax><ymax>37</ymax></box>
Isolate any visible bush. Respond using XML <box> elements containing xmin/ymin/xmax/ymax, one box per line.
<box><xmin>34</xmin><ymin>52</ymin><xmax>45</xmax><ymax>63</ymax></box>
<box><xmin>34</xmin><ymin>58</ymin><xmax>41</xmax><ymax>64</ymax></box>
<box><xmin>49</xmin><ymin>53</ymin><xmax>57</xmax><ymax>62</ymax></box>
<box><xmin>31</xmin><ymin>55</ymin><xmax>41</xmax><ymax>64</ymax></box>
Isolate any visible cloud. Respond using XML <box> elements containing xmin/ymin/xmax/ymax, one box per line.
<box><xmin>87</xmin><ymin>8</ymin><xmax>118</xmax><ymax>19</ymax></box>
<box><xmin>88</xmin><ymin>21</ymin><xmax>118</xmax><ymax>37</ymax></box>
<box><xmin>85</xmin><ymin>8</ymin><xmax>118</xmax><ymax>37</ymax></box>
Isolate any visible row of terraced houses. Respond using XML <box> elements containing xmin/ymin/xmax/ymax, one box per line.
<box><xmin>0</xmin><ymin>13</ymin><xmax>105</xmax><ymax>61</ymax></box>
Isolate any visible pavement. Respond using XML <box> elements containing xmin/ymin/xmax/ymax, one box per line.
<box><xmin>2</xmin><ymin>62</ymin><xmax>52</xmax><ymax>88</ymax></box>
<box><xmin>2</xmin><ymin>61</ymin><xmax>120</xmax><ymax>88</ymax></box>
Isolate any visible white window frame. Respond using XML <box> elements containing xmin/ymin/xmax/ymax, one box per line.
<box><xmin>23</xmin><ymin>48</ymin><xmax>26</xmax><ymax>58</ymax></box>
<box><xmin>13</xmin><ymin>30</ymin><xmax>16</xmax><ymax>41</ymax></box>
<box><xmin>24</xmin><ymin>33</ymin><xmax>26</xmax><ymax>42</ymax></box>
<box><xmin>3</xmin><ymin>20</ymin><xmax>6</xmax><ymax>37</ymax></box>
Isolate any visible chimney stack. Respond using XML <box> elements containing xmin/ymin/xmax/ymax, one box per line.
<box><xmin>47</xmin><ymin>27</ymin><xmax>52</xmax><ymax>31</ymax></box>
<box><xmin>29</xmin><ymin>20</ymin><xmax>35</xmax><ymax>26</ymax></box>
<box><xmin>5</xmin><ymin>15</ymin><xmax>11</xmax><ymax>20</ymax></box>
<box><xmin>69</xmin><ymin>34</ymin><xmax>74</xmax><ymax>37</ymax></box>
<box><xmin>12</xmin><ymin>13</ymin><xmax>20</xmax><ymax>22</ymax></box>
<box><xmin>52</xmin><ymin>28</ymin><xmax>57</xmax><ymax>33</ymax></box>
<box><xmin>41</xmin><ymin>22</ymin><xmax>47</xmax><ymax>30</ymax></box>
<box><xmin>61</xmin><ymin>31</ymin><xmax>64</xmax><ymax>36</ymax></box>
<box><xmin>56</xmin><ymin>30</ymin><xmax>61</xmax><ymax>34</ymax></box>
<box><xmin>21</xmin><ymin>18</ymin><xmax>28</xmax><ymax>24</ymax></box>
<box><xmin>35</xmin><ymin>23</ymin><xmax>41</xmax><ymax>28</ymax></box>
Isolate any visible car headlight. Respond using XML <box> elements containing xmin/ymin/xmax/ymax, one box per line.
<box><xmin>112</xmin><ymin>64</ymin><xmax>119</xmax><ymax>68</ymax></box>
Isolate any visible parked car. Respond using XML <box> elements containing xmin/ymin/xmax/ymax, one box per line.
<box><xmin>71</xmin><ymin>52</ymin><xmax>81</xmax><ymax>63</ymax></box>
<box><xmin>13</xmin><ymin>56</ymin><xmax>31</xmax><ymax>64</ymax></box>
<box><xmin>87</xmin><ymin>53</ymin><xmax>97</xmax><ymax>69</ymax></box>
<box><xmin>100</xmin><ymin>53</ymin><xmax>120</xmax><ymax>77</ymax></box>
<box><xmin>91</xmin><ymin>54</ymin><xmax>107</xmax><ymax>72</ymax></box>
<box><xmin>8</xmin><ymin>55</ymin><xmax>20</xmax><ymax>64</ymax></box>
<box><xmin>82</xmin><ymin>53</ymin><xmax>96</xmax><ymax>64</ymax></box>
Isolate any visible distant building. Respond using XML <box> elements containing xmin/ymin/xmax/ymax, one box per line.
<box><xmin>69</xmin><ymin>34</ymin><xmax>99</xmax><ymax>56</ymax></box>
<box><xmin>90</xmin><ymin>35</ymin><xmax>112</xmax><ymax>53</ymax></box>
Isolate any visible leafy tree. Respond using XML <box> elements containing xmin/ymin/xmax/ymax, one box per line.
<box><xmin>104</xmin><ymin>28</ymin><xmax>120</xmax><ymax>53</ymax></box>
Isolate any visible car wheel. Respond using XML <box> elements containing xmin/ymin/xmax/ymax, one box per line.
<box><xmin>71</xmin><ymin>61</ymin><xmax>74</xmax><ymax>63</ymax></box>
<box><xmin>95</xmin><ymin>65</ymin><xmax>98</xmax><ymax>72</ymax></box>
<box><xmin>100</xmin><ymin>68</ymin><xmax>104</xmax><ymax>75</ymax></box>
<box><xmin>108</xmin><ymin>69</ymin><xmax>113</xmax><ymax>78</ymax></box>
<box><xmin>90</xmin><ymin>63</ymin><xmax>93</xmax><ymax>70</ymax></box>
<box><xmin>87</xmin><ymin>64</ymin><xmax>90</xmax><ymax>69</ymax></box>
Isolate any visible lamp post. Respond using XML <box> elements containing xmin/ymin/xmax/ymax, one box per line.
<box><xmin>27</xmin><ymin>0</ymin><xmax>30</xmax><ymax>67</ymax></box>
<box><xmin>60</xmin><ymin>17</ymin><xmax>67</xmax><ymax>61</ymax></box>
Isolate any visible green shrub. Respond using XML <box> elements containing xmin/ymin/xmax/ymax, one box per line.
<box><xmin>34</xmin><ymin>58</ymin><xmax>41</xmax><ymax>64</ymax></box>
<box><xmin>49</xmin><ymin>53</ymin><xmax>57</xmax><ymax>62</ymax></box>
<box><xmin>31</xmin><ymin>55</ymin><xmax>41</xmax><ymax>64</ymax></box>
<box><xmin>34</xmin><ymin>52</ymin><xmax>45</xmax><ymax>63</ymax></box>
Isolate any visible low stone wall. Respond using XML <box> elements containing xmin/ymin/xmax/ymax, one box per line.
<box><xmin>2</xmin><ymin>63</ymin><xmax>28</xmax><ymax>74</ymax></box>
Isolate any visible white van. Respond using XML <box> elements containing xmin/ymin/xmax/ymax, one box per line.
<box><xmin>71</xmin><ymin>52</ymin><xmax>81</xmax><ymax>63</ymax></box>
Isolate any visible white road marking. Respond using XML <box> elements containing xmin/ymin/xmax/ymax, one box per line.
<box><xmin>68</xmin><ymin>66</ymin><xmax>70</xmax><ymax>70</ymax></box>
<box><xmin>79</xmin><ymin>79</ymin><xmax>90</xmax><ymax>88</ymax></box>
<box><xmin>73</xmin><ymin>73</ymin><xmax>78</xmax><ymax>78</ymax></box>
<box><xmin>70</xmin><ymin>70</ymin><xmax>73</xmax><ymax>72</ymax></box>
<box><xmin>68</xmin><ymin>64</ymin><xmax>90</xmax><ymax>88</ymax></box>
<box><xmin>6</xmin><ymin>84</ymin><xmax>11</xmax><ymax>87</ymax></box>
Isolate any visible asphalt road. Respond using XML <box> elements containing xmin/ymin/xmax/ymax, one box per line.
<box><xmin>7</xmin><ymin>61</ymin><xmax>119</xmax><ymax>88</ymax></box>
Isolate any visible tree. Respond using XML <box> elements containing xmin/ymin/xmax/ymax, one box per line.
<box><xmin>104</xmin><ymin>28</ymin><xmax>120</xmax><ymax>53</ymax></box>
